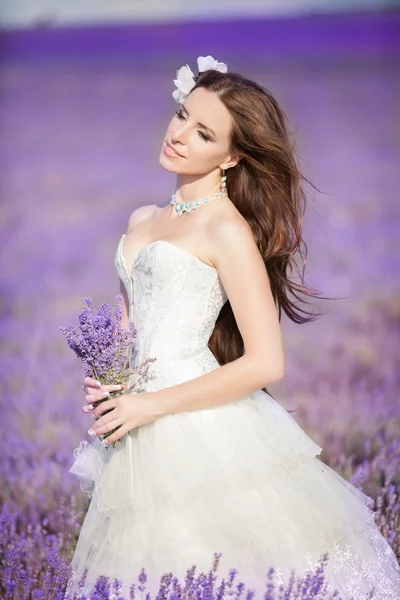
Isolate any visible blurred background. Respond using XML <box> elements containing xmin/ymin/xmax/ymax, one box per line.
<box><xmin>0</xmin><ymin>1</ymin><xmax>400</xmax><ymax>592</ymax></box>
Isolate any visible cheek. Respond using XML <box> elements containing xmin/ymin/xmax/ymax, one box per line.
<box><xmin>190</xmin><ymin>139</ymin><xmax>222</xmax><ymax>164</ymax></box>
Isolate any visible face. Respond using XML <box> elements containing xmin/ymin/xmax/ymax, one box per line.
<box><xmin>159</xmin><ymin>87</ymin><xmax>237</xmax><ymax>176</ymax></box>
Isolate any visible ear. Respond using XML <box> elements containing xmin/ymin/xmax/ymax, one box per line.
<box><xmin>220</xmin><ymin>152</ymin><xmax>240</xmax><ymax>171</ymax></box>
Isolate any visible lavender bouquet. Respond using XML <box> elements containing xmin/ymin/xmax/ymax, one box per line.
<box><xmin>59</xmin><ymin>295</ymin><xmax>155</xmax><ymax>447</ymax></box>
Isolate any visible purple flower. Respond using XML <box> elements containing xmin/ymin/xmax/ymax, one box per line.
<box><xmin>58</xmin><ymin>296</ymin><xmax>137</xmax><ymax>383</ymax></box>
<box><xmin>58</xmin><ymin>295</ymin><xmax>156</xmax><ymax>445</ymax></box>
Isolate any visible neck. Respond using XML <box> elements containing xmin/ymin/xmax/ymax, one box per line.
<box><xmin>173</xmin><ymin>171</ymin><xmax>221</xmax><ymax>204</ymax></box>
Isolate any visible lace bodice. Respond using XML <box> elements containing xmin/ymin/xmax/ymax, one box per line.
<box><xmin>114</xmin><ymin>234</ymin><xmax>228</xmax><ymax>394</ymax></box>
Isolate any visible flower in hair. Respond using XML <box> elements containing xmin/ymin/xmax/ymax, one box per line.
<box><xmin>172</xmin><ymin>64</ymin><xmax>196</xmax><ymax>104</ymax></box>
<box><xmin>197</xmin><ymin>55</ymin><xmax>227</xmax><ymax>74</ymax></box>
<box><xmin>172</xmin><ymin>55</ymin><xmax>228</xmax><ymax>104</ymax></box>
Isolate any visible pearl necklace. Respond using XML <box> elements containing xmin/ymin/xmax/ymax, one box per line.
<box><xmin>170</xmin><ymin>187</ymin><xmax>228</xmax><ymax>217</ymax></box>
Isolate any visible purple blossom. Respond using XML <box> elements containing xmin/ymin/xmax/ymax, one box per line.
<box><xmin>58</xmin><ymin>295</ymin><xmax>156</xmax><ymax>444</ymax></box>
<box><xmin>58</xmin><ymin>296</ymin><xmax>137</xmax><ymax>384</ymax></box>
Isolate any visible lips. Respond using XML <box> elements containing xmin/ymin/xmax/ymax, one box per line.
<box><xmin>165</xmin><ymin>141</ymin><xmax>184</xmax><ymax>158</ymax></box>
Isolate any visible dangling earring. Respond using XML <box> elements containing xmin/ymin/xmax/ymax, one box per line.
<box><xmin>221</xmin><ymin>169</ymin><xmax>227</xmax><ymax>191</ymax></box>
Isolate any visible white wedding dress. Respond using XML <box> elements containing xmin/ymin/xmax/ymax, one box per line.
<box><xmin>64</xmin><ymin>234</ymin><xmax>400</xmax><ymax>599</ymax></box>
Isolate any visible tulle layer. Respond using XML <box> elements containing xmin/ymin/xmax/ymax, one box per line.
<box><xmin>66</xmin><ymin>390</ymin><xmax>400</xmax><ymax>600</ymax></box>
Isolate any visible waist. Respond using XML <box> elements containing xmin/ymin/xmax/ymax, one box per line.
<box><xmin>128</xmin><ymin>346</ymin><xmax>220</xmax><ymax>394</ymax></box>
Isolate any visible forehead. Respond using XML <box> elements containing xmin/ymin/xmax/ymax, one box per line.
<box><xmin>184</xmin><ymin>87</ymin><xmax>232</xmax><ymax>139</ymax></box>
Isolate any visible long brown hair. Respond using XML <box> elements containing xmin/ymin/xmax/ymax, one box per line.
<box><xmin>190</xmin><ymin>70</ymin><xmax>332</xmax><ymax>394</ymax></box>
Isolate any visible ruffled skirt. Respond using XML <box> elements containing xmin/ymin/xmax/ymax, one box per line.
<box><xmin>64</xmin><ymin>389</ymin><xmax>400</xmax><ymax>599</ymax></box>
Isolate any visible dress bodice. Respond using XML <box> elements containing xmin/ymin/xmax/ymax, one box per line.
<box><xmin>114</xmin><ymin>234</ymin><xmax>228</xmax><ymax>394</ymax></box>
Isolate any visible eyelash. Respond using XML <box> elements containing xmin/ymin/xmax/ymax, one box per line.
<box><xmin>175</xmin><ymin>110</ymin><xmax>211</xmax><ymax>142</ymax></box>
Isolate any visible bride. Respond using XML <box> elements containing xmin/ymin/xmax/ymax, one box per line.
<box><xmin>65</xmin><ymin>56</ymin><xmax>400</xmax><ymax>599</ymax></box>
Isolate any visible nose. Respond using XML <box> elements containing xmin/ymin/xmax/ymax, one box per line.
<box><xmin>171</xmin><ymin>123</ymin><xmax>187</xmax><ymax>146</ymax></box>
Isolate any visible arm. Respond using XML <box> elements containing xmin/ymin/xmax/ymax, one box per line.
<box><xmin>152</xmin><ymin>217</ymin><xmax>284</xmax><ymax>418</ymax></box>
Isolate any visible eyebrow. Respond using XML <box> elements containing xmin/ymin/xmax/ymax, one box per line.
<box><xmin>181</xmin><ymin>105</ymin><xmax>216</xmax><ymax>138</ymax></box>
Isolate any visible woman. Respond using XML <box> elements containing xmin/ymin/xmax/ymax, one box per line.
<box><xmin>65</xmin><ymin>57</ymin><xmax>400</xmax><ymax>599</ymax></box>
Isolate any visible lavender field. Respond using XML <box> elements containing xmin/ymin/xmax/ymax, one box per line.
<box><xmin>1</xmin><ymin>11</ymin><xmax>400</xmax><ymax>599</ymax></box>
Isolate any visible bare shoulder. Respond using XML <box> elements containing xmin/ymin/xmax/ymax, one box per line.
<box><xmin>207</xmin><ymin>201</ymin><xmax>256</xmax><ymax>261</ymax></box>
<box><xmin>126</xmin><ymin>204</ymin><xmax>157</xmax><ymax>232</ymax></box>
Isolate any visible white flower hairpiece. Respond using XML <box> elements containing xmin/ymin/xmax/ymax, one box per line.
<box><xmin>172</xmin><ymin>55</ymin><xmax>228</xmax><ymax>104</ymax></box>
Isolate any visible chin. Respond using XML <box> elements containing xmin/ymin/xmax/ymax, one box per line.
<box><xmin>158</xmin><ymin>153</ymin><xmax>181</xmax><ymax>173</ymax></box>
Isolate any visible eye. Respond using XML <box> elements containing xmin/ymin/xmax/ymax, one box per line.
<box><xmin>175</xmin><ymin>110</ymin><xmax>211</xmax><ymax>142</ymax></box>
<box><xmin>198</xmin><ymin>131</ymin><xmax>211</xmax><ymax>142</ymax></box>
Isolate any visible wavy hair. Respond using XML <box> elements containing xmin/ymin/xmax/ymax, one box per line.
<box><xmin>190</xmin><ymin>70</ymin><xmax>332</xmax><ymax>395</ymax></box>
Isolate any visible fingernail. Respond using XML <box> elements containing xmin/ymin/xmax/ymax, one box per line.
<box><xmin>82</xmin><ymin>405</ymin><xmax>94</xmax><ymax>412</ymax></box>
<box><xmin>114</xmin><ymin>384</ymin><xmax>122</xmax><ymax>391</ymax></box>
<box><xmin>102</xmin><ymin>391</ymin><xmax>110</xmax><ymax>398</ymax></box>
<box><xmin>95</xmin><ymin>380</ymin><xmax>102</xmax><ymax>388</ymax></box>
<box><xmin>88</xmin><ymin>428</ymin><xmax>96</xmax><ymax>436</ymax></box>
<box><xmin>101</xmin><ymin>439</ymin><xmax>109</xmax><ymax>446</ymax></box>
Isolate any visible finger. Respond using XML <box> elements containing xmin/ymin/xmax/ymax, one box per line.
<box><xmin>102</xmin><ymin>423</ymin><xmax>130</xmax><ymax>446</ymax></box>
<box><xmin>83</xmin><ymin>384</ymin><xmax>101</xmax><ymax>395</ymax></box>
<box><xmin>100</xmin><ymin>383</ymin><xmax>127</xmax><ymax>394</ymax></box>
<box><xmin>90</xmin><ymin>415</ymin><xmax>122</xmax><ymax>436</ymax></box>
<box><xmin>92</xmin><ymin>405</ymin><xmax>119</xmax><ymax>429</ymax></box>
<box><xmin>85</xmin><ymin>390</ymin><xmax>112</xmax><ymax>404</ymax></box>
<box><xmin>89</xmin><ymin>389</ymin><xmax>128</xmax><ymax>407</ymax></box>
<box><xmin>92</xmin><ymin>398</ymin><xmax>118</xmax><ymax>419</ymax></box>
<box><xmin>83</xmin><ymin>376</ymin><xmax>102</xmax><ymax>389</ymax></box>
<box><xmin>83</xmin><ymin>383</ymin><xmax>126</xmax><ymax>398</ymax></box>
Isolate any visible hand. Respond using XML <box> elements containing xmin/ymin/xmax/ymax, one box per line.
<box><xmin>82</xmin><ymin>376</ymin><xmax>127</xmax><ymax>414</ymax></box>
<box><xmin>88</xmin><ymin>392</ymin><xmax>162</xmax><ymax>445</ymax></box>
